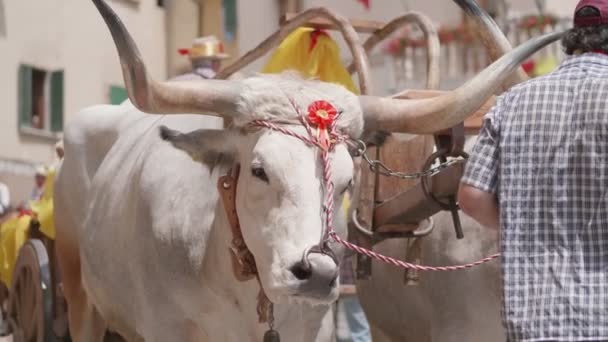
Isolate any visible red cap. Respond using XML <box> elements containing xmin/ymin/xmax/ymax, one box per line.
<box><xmin>574</xmin><ymin>0</ymin><xmax>608</xmax><ymax>27</ymax></box>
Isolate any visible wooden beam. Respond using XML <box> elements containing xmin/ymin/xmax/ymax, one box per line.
<box><xmin>278</xmin><ymin>0</ymin><xmax>303</xmax><ymax>17</ymax></box>
<box><xmin>280</xmin><ymin>12</ymin><xmax>385</xmax><ymax>33</ymax></box>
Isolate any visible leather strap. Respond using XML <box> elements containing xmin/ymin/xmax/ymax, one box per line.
<box><xmin>217</xmin><ymin>165</ymin><xmax>258</xmax><ymax>282</ymax></box>
<box><xmin>217</xmin><ymin>165</ymin><xmax>273</xmax><ymax>324</ymax></box>
<box><xmin>433</xmin><ymin>122</ymin><xmax>465</xmax><ymax>158</ymax></box>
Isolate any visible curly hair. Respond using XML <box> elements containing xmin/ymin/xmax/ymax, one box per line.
<box><xmin>562</xmin><ymin>6</ymin><xmax>608</xmax><ymax>55</ymax></box>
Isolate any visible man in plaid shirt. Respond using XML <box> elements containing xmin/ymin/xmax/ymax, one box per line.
<box><xmin>458</xmin><ymin>0</ymin><xmax>608</xmax><ymax>340</ymax></box>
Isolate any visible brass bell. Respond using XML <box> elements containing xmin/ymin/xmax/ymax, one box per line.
<box><xmin>263</xmin><ymin>329</ymin><xmax>281</xmax><ymax>342</ymax></box>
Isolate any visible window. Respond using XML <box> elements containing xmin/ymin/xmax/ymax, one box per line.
<box><xmin>222</xmin><ymin>0</ymin><xmax>237</xmax><ymax>43</ymax></box>
<box><xmin>109</xmin><ymin>85</ymin><xmax>128</xmax><ymax>105</ymax></box>
<box><xmin>18</xmin><ymin>64</ymin><xmax>63</xmax><ymax>135</ymax></box>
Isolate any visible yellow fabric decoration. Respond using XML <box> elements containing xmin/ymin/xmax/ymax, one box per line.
<box><xmin>30</xmin><ymin>168</ymin><xmax>56</xmax><ymax>239</ymax></box>
<box><xmin>0</xmin><ymin>167</ymin><xmax>56</xmax><ymax>286</ymax></box>
<box><xmin>533</xmin><ymin>56</ymin><xmax>559</xmax><ymax>77</ymax></box>
<box><xmin>262</xmin><ymin>27</ymin><xmax>359</xmax><ymax>94</ymax></box>
<box><xmin>343</xmin><ymin>192</ymin><xmax>351</xmax><ymax>217</ymax></box>
<box><xmin>263</xmin><ymin>27</ymin><xmax>357</xmax><ymax>218</ymax></box>
<box><xmin>0</xmin><ymin>215</ymin><xmax>30</xmax><ymax>286</ymax></box>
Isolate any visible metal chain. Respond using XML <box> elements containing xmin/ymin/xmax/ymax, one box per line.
<box><xmin>351</xmin><ymin>139</ymin><xmax>468</xmax><ymax>180</ymax></box>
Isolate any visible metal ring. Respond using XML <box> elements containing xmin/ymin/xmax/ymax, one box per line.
<box><xmin>351</xmin><ymin>210</ymin><xmax>374</xmax><ymax>237</ymax></box>
<box><xmin>374</xmin><ymin>217</ymin><xmax>435</xmax><ymax>239</ymax></box>
<box><xmin>410</xmin><ymin>217</ymin><xmax>435</xmax><ymax>238</ymax></box>
<box><xmin>351</xmin><ymin>210</ymin><xmax>435</xmax><ymax>239</ymax></box>
<box><xmin>420</xmin><ymin>148</ymin><xmax>457</xmax><ymax>211</ymax></box>
<box><xmin>345</xmin><ymin>139</ymin><xmax>367</xmax><ymax>157</ymax></box>
<box><xmin>300</xmin><ymin>244</ymin><xmax>339</xmax><ymax>270</ymax></box>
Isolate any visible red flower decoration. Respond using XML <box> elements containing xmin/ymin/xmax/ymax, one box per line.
<box><xmin>358</xmin><ymin>0</ymin><xmax>370</xmax><ymax>10</ymax></box>
<box><xmin>307</xmin><ymin>100</ymin><xmax>337</xmax><ymax>130</ymax></box>
<box><xmin>308</xmin><ymin>100</ymin><xmax>338</xmax><ymax>150</ymax></box>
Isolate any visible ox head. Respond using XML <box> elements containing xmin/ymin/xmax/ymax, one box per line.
<box><xmin>92</xmin><ymin>0</ymin><xmax>563</xmax><ymax>305</ymax></box>
<box><xmin>158</xmin><ymin>74</ymin><xmax>360</xmax><ymax>305</ymax></box>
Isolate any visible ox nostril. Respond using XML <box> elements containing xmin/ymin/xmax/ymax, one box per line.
<box><xmin>290</xmin><ymin>262</ymin><xmax>312</xmax><ymax>280</ymax></box>
<box><xmin>328</xmin><ymin>274</ymin><xmax>338</xmax><ymax>288</ymax></box>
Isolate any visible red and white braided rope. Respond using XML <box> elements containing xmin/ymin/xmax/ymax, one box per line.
<box><xmin>250</xmin><ymin>105</ymin><xmax>500</xmax><ymax>272</ymax></box>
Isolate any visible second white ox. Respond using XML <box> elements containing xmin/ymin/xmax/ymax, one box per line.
<box><xmin>53</xmin><ymin>0</ymin><xmax>562</xmax><ymax>341</ymax></box>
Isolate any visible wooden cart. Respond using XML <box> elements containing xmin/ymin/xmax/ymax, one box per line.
<box><xmin>0</xmin><ymin>183</ymin><xmax>69</xmax><ymax>342</ymax></box>
<box><xmin>0</xmin><ymin>216</ymin><xmax>69</xmax><ymax>342</ymax></box>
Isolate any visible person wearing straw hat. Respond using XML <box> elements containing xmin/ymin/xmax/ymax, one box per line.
<box><xmin>171</xmin><ymin>35</ymin><xmax>229</xmax><ymax>81</ymax></box>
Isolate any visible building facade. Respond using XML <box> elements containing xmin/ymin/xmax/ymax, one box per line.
<box><xmin>170</xmin><ymin>0</ymin><xmax>578</xmax><ymax>89</ymax></box>
<box><xmin>0</xmin><ymin>0</ymin><xmax>167</xmax><ymax>204</ymax></box>
<box><xmin>0</xmin><ymin>0</ymin><xmax>578</xmax><ymax>205</ymax></box>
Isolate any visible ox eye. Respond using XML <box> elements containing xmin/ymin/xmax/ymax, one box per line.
<box><xmin>251</xmin><ymin>167</ymin><xmax>269</xmax><ymax>183</ymax></box>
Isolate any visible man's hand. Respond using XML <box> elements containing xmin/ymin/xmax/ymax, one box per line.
<box><xmin>457</xmin><ymin>183</ymin><xmax>500</xmax><ymax>230</ymax></box>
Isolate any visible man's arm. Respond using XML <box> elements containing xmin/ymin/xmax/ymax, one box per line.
<box><xmin>457</xmin><ymin>92</ymin><xmax>512</xmax><ymax>231</ymax></box>
<box><xmin>458</xmin><ymin>183</ymin><xmax>499</xmax><ymax>230</ymax></box>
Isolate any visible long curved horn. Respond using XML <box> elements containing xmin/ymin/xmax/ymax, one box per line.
<box><xmin>92</xmin><ymin>0</ymin><xmax>241</xmax><ymax>116</ymax></box>
<box><xmin>347</xmin><ymin>12</ymin><xmax>441</xmax><ymax>90</ymax></box>
<box><xmin>453</xmin><ymin>0</ymin><xmax>529</xmax><ymax>89</ymax></box>
<box><xmin>360</xmin><ymin>31</ymin><xmax>564</xmax><ymax>134</ymax></box>
<box><xmin>215</xmin><ymin>7</ymin><xmax>373</xmax><ymax>94</ymax></box>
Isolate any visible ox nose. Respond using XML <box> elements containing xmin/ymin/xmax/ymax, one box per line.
<box><xmin>290</xmin><ymin>253</ymin><xmax>338</xmax><ymax>288</ymax></box>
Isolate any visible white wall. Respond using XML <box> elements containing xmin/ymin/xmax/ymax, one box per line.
<box><xmin>237</xmin><ymin>0</ymin><xmax>280</xmax><ymax>72</ymax></box>
<box><xmin>167</xmin><ymin>0</ymin><xmax>200</xmax><ymax>77</ymax></box>
<box><xmin>509</xmin><ymin>0</ymin><xmax>578</xmax><ymax>17</ymax></box>
<box><xmin>0</xmin><ymin>0</ymin><xmax>166</xmax><ymax>165</ymax></box>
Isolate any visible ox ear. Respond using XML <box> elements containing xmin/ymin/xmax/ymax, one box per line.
<box><xmin>159</xmin><ymin>125</ymin><xmax>238</xmax><ymax>164</ymax></box>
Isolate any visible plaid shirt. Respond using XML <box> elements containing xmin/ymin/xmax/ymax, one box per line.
<box><xmin>462</xmin><ymin>53</ymin><xmax>608</xmax><ymax>341</ymax></box>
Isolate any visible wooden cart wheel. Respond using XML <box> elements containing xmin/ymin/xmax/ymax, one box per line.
<box><xmin>8</xmin><ymin>239</ymin><xmax>54</xmax><ymax>342</ymax></box>
<box><xmin>0</xmin><ymin>281</ymin><xmax>9</xmax><ymax>336</ymax></box>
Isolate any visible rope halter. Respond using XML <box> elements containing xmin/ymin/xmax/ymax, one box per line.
<box><xmin>250</xmin><ymin>98</ymin><xmax>500</xmax><ymax>273</ymax></box>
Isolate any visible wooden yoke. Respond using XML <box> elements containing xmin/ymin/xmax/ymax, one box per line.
<box><xmin>280</xmin><ymin>13</ymin><xmax>386</xmax><ymax>33</ymax></box>
<box><xmin>369</xmin><ymin>90</ymin><xmax>495</xmax><ymax>234</ymax></box>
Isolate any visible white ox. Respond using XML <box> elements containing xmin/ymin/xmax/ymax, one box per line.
<box><xmin>52</xmin><ymin>0</ymin><xmax>562</xmax><ymax>341</ymax></box>
<box><xmin>356</xmin><ymin>1</ymin><xmax>551</xmax><ymax>340</ymax></box>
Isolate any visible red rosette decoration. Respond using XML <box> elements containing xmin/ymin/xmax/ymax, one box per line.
<box><xmin>307</xmin><ymin>100</ymin><xmax>338</xmax><ymax>150</ymax></box>
<box><xmin>308</xmin><ymin>100</ymin><xmax>337</xmax><ymax>129</ymax></box>
<box><xmin>385</xmin><ymin>38</ymin><xmax>402</xmax><ymax>56</ymax></box>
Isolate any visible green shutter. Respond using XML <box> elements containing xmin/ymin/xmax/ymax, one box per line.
<box><xmin>50</xmin><ymin>70</ymin><xmax>64</xmax><ymax>132</ymax></box>
<box><xmin>110</xmin><ymin>85</ymin><xmax>128</xmax><ymax>105</ymax></box>
<box><xmin>17</xmin><ymin>65</ymin><xmax>32</xmax><ymax>127</ymax></box>
<box><xmin>223</xmin><ymin>0</ymin><xmax>237</xmax><ymax>42</ymax></box>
